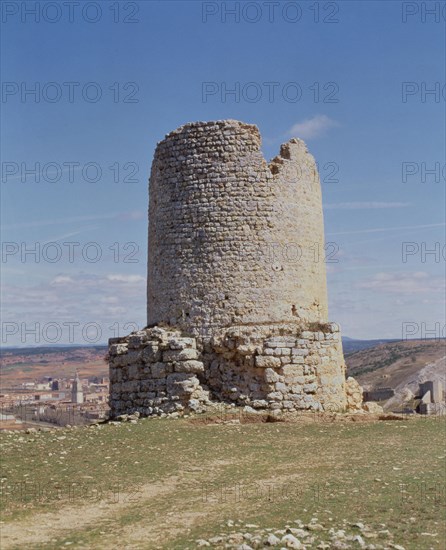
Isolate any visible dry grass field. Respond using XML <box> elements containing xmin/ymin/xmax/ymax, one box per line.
<box><xmin>0</xmin><ymin>412</ymin><xmax>444</xmax><ymax>549</ymax></box>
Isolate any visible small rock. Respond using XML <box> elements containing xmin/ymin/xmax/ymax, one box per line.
<box><xmin>287</xmin><ymin>528</ymin><xmax>306</xmax><ymax>538</ymax></box>
<box><xmin>353</xmin><ymin>534</ymin><xmax>366</xmax><ymax>547</ymax></box>
<box><xmin>265</xmin><ymin>533</ymin><xmax>281</xmax><ymax>546</ymax></box>
<box><xmin>281</xmin><ymin>534</ymin><xmax>302</xmax><ymax>548</ymax></box>
<box><xmin>306</xmin><ymin>523</ymin><xmax>324</xmax><ymax>531</ymax></box>
<box><xmin>362</xmin><ymin>402</ymin><xmax>384</xmax><ymax>414</ymax></box>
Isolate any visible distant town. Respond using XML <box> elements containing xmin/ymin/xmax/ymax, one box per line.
<box><xmin>0</xmin><ymin>372</ymin><xmax>109</xmax><ymax>430</ymax></box>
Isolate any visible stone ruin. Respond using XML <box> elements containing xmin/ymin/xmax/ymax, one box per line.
<box><xmin>418</xmin><ymin>380</ymin><xmax>445</xmax><ymax>415</ymax></box>
<box><xmin>109</xmin><ymin>120</ymin><xmax>363</xmax><ymax>418</ymax></box>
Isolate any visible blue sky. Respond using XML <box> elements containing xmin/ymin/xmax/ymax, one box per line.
<box><xmin>1</xmin><ymin>1</ymin><xmax>445</xmax><ymax>345</ymax></box>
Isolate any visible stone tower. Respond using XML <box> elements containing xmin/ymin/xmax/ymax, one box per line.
<box><xmin>71</xmin><ymin>371</ymin><xmax>83</xmax><ymax>404</ymax></box>
<box><xmin>147</xmin><ymin>120</ymin><xmax>328</xmax><ymax>334</ymax></box>
<box><xmin>109</xmin><ymin>120</ymin><xmax>348</xmax><ymax>417</ymax></box>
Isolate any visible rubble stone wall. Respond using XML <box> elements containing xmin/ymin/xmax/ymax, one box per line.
<box><xmin>109</xmin><ymin>323</ymin><xmax>347</xmax><ymax>418</ymax></box>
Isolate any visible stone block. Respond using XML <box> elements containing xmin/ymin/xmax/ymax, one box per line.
<box><xmin>362</xmin><ymin>402</ymin><xmax>383</xmax><ymax>414</ymax></box>
<box><xmin>151</xmin><ymin>362</ymin><xmax>167</xmax><ymax>378</ymax></box>
<box><xmin>265</xmin><ymin>338</ymin><xmax>295</xmax><ymax>348</ymax></box>
<box><xmin>128</xmin><ymin>365</ymin><xmax>140</xmax><ymax>379</ymax></box>
<box><xmin>252</xmin><ymin>399</ymin><xmax>268</xmax><ymax>409</ymax></box>
<box><xmin>167</xmin><ymin>372</ymin><xmax>197</xmax><ymax>385</ymax></box>
<box><xmin>267</xmin><ymin>391</ymin><xmax>283</xmax><ymax>401</ymax></box>
<box><xmin>236</xmin><ymin>344</ymin><xmax>256</xmax><ymax>356</ymax></box>
<box><xmin>122</xmin><ymin>380</ymin><xmax>139</xmax><ymax>392</ymax></box>
<box><xmin>174</xmin><ymin>360</ymin><xmax>204</xmax><ymax>374</ymax></box>
<box><xmin>140</xmin><ymin>378</ymin><xmax>156</xmax><ymax>393</ymax></box>
<box><xmin>275</xmin><ymin>382</ymin><xmax>288</xmax><ymax>394</ymax></box>
<box><xmin>109</xmin><ymin>343</ymin><xmax>129</xmax><ymax>356</ymax></box>
<box><xmin>255</xmin><ymin>356</ymin><xmax>281</xmax><ymax>368</ymax></box>
<box><xmin>124</xmin><ymin>351</ymin><xmax>141</xmax><ymax>365</ymax></box>
<box><xmin>142</xmin><ymin>344</ymin><xmax>161</xmax><ymax>363</ymax></box>
<box><xmin>128</xmin><ymin>333</ymin><xmax>148</xmax><ymax>348</ymax></box>
<box><xmin>168</xmin><ymin>337</ymin><xmax>196</xmax><ymax>350</ymax></box>
<box><xmin>291</xmin><ymin>348</ymin><xmax>309</xmax><ymax>356</ymax></box>
<box><xmin>290</xmin><ymin>393</ymin><xmax>304</xmax><ymax>403</ymax></box>
<box><xmin>282</xmin><ymin>365</ymin><xmax>303</xmax><ymax>376</ymax></box>
<box><xmin>264</xmin><ymin>368</ymin><xmax>280</xmax><ymax>383</ymax></box>
<box><xmin>163</xmin><ymin>348</ymin><xmax>198</xmax><ymax>362</ymax></box>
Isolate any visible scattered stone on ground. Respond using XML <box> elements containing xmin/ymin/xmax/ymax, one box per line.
<box><xmin>193</xmin><ymin>518</ymin><xmax>404</xmax><ymax>549</ymax></box>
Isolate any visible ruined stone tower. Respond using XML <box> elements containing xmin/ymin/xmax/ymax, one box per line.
<box><xmin>109</xmin><ymin>120</ymin><xmax>348</xmax><ymax>417</ymax></box>
<box><xmin>147</xmin><ymin>120</ymin><xmax>328</xmax><ymax>332</ymax></box>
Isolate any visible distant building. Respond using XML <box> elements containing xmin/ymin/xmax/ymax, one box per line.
<box><xmin>34</xmin><ymin>393</ymin><xmax>53</xmax><ymax>401</ymax></box>
<box><xmin>71</xmin><ymin>372</ymin><xmax>84</xmax><ymax>404</ymax></box>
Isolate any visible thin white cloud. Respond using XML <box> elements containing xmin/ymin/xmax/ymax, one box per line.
<box><xmin>2</xmin><ymin>272</ymin><xmax>146</xmax><ymax>345</ymax></box>
<box><xmin>356</xmin><ymin>271</ymin><xmax>445</xmax><ymax>294</ymax></box>
<box><xmin>324</xmin><ymin>202</ymin><xmax>410</xmax><ymax>210</ymax></box>
<box><xmin>51</xmin><ymin>275</ymin><xmax>74</xmax><ymax>284</ymax></box>
<box><xmin>106</xmin><ymin>274</ymin><xmax>145</xmax><ymax>283</ymax></box>
<box><xmin>288</xmin><ymin>115</ymin><xmax>339</xmax><ymax>140</ymax></box>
